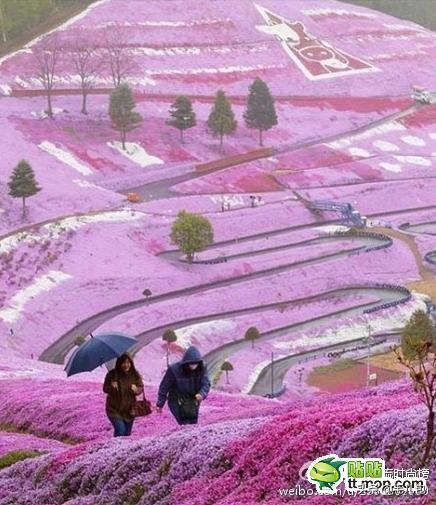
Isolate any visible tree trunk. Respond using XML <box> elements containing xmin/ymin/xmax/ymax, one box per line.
<box><xmin>21</xmin><ymin>197</ymin><xmax>26</xmax><ymax>218</ymax></box>
<box><xmin>220</xmin><ymin>132</ymin><xmax>223</xmax><ymax>150</ymax></box>
<box><xmin>81</xmin><ymin>89</ymin><xmax>88</xmax><ymax>114</ymax></box>
<box><xmin>259</xmin><ymin>128</ymin><xmax>263</xmax><ymax>147</ymax></box>
<box><xmin>421</xmin><ymin>409</ymin><xmax>435</xmax><ymax>465</ymax></box>
<box><xmin>225</xmin><ymin>371</ymin><xmax>229</xmax><ymax>384</ymax></box>
<box><xmin>47</xmin><ymin>89</ymin><xmax>53</xmax><ymax>119</ymax></box>
<box><xmin>187</xmin><ymin>252</ymin><xmax>193</xmax><ymax>263</ymax></box>
<box><xmin>121</xmin><ymin>131</ymin><xmax>126</xmax><ymax>150</ymax></box>
<box><xmin>251</xmin><ymin>338</ymin><xmax>254</xmax><ymax>349</ymax></box>
<box><xmin>180</xmin><ymin>129</ymin><xmax>184</xmax><ymax>143</ymax></box>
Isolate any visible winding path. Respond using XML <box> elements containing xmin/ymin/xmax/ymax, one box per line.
<box><xmin>248</xmin><ymin>331</ymin><xmax>401</xmax><ymax>396</ymax></box>
<box><xmin>41</xmin><ymin>232</ymin><xmax>387</xmax><ymax>363</ymax></box>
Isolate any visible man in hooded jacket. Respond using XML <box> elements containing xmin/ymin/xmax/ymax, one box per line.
<box><xmin>155</xmin><ymin>346</ymin><xmax>211</xmax><ymax>424</ymax></box>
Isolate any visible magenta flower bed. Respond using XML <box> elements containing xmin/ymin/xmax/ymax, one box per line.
<box><xmin>172</xmin><ymin>381</ymin><xmax>432</xmax><ymax>505</ymax></box>
<box><xmin>0</xmin><ymin>379</ymin><xmax>431</xmax><ymax>505</ymax></box>
<box><xmin>0</xmin><ymin>378</ymin><xmax>284</xmax><ymax>444</ymax></box>
<box><xmin>0</xmin><ymin>431</ymin><xmax>67</xmax><ymax>457</ymax></box>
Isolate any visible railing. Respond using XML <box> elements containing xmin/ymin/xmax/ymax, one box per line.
<box><xmin>195</xmin><ymin>147</ymin><xmax>275</xmax><ymax>173</ymax></box>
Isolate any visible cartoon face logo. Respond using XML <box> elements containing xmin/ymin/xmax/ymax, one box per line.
<box><xmin>308</xmin><ymin>455</ymin><xmax>347</xmax><ymax>492</ymax></box>
<box><xmin>254</xmin><ymin>3</ymin><xmax>377</xmax><ymax>80</ymax></box>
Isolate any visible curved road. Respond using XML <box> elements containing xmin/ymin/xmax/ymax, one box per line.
<box><xmin>123</xmin><ymin>103</ymin><xmax>421</xmax><ymax>200</ymax></box>
<box><xmin>41</xmin><ymin>232</ymin><xmax>387</xmax><ymax>363</ymax></box>
<box><xmin>248</xmin><ymin>331</ymin><xmax>402</xmax><ymax>396</ymax></box>
<box><xmin>202</xmin><ymin>288</ymin><xmax>407</xmax><ymax>383</ymax></box>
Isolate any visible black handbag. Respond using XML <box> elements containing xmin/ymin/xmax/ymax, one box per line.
<box><xmin>177</xmin><ymin>394</ymin><xmax>199</xmax><ymax>419</ymax></box>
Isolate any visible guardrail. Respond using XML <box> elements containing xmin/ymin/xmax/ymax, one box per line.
<box><xmin>425</xmin><ymin>251</ymin><xmax>436</xmax><ymax>266</ymax></box>
<box><xmin>195</xmin><ymin>147</ymin><xmax>275</xmax><ymax>173</ymax></box>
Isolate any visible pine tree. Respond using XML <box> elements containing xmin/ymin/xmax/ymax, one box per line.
<box><xmin>167</xmin><ymin>96</ymin><xmax>196</xmax><ymax>143</ymax></box>
<box><xmin>244</xmin><ymin>78</ymin><xmax>278</xmax><ymax>146</ymax></box>
<box><xmin>207</xmin><ymin>90</ymin><xmax>237</xmax><ymax>149</ymax></box>
<box><xmin>401</xmin><ymin>309</ymin><xmax>436</xmax><ymax>360</ymax></box>
<box><xmin>109</xmin><ymin>84</ymin><xmax>142</xmax><ymax>150</ymax></box>
<box><xmin>8</xmin><ymin>160</ymin><xmax>41</xmax><ymax>217</ymax></box>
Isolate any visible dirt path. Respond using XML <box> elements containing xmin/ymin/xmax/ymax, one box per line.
<box><xmin>373</xmin><ymin>226</ymin><xmax>436</xmax><ymax>301</ymax></box>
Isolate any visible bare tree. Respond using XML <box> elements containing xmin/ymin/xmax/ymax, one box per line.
<box><xmin>70</xmin><ymin>33</ymin><xmax>102</xmax><ymax>114</ymax></box>
<box><xmin>104</xmin><ymin>24</ymin><xmax>135</xmax><ymax>87</ymax></box>
<box><xmin>393</xmin><ymin>309</ymin><xmax>436</xmax><ymax>466</ymax></box>
<box><xmin>33</xmin><ymin>34</ymin><xmax>60</xmax><ymax>118</ymax></box>
<box><xmin>394</xmin><ymin>343</ymin><xmax>436</xmax><ymax>466</ymax></box>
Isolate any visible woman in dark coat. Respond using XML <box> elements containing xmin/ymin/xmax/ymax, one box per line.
<box><xmin>103</xmin><ymin>353</ymin><xmax>144</xmax><ymax>437</ymax></box>
<box><xmin>156</xmin><ymin>346</ymin><xmax>210</xmax><ymax>425</ymax></box>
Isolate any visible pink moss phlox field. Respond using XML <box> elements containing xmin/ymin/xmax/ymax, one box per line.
<box><xmin>0</xmin><ymin>380</ymin><xmax>432</xmax><ymax>505</ymax></box>
<box><xmin>0</xmin><ymin>379</ymin><xmax>284</xmax><ymax>444</ymax></box>
<box><xmin>172</xmin><ymin>381</ymin><xmax>430</xmax><ymax>505</ymax></box>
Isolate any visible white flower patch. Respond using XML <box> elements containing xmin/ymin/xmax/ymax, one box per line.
<box><xmin>379</xmin><ymin>162</ymin><xmax>402</xmax><ymax>173</ymax></box>
<box><xmin>373</xmin><ymin>140</ymin><xmax>400</xmax><ymax>152</ymax></box>
<box><xmin>145</xmin><ymin>63</ymin><xmax>284</xmax><ymax>76</ymax></box>
<box><xmin>303</xmin><ymin>8</ymin><xmax>376</xmax><ymax>19</ymax></box>
<box><xmin>31</xmin><ymin>108</ymin><xmax>64</xmax><ymax>119</ymax></box>
<box><xmin>349</xmin><ymin>147</ymin><xmax>371</xmax><ymax>158</ymax></box>
<box><xmin>210</xmin><ymin>194</ymin><xmax>246</xmax><ymax>209</ymax></box>
<box><xmin>384</xmin><ymin>23</ymin><xmax>424</xmax><ymax>31</ymax></box>
<box><xmin>0</xmin><ymin>84</ymin><xmax>11</xmax><ymax>95</ymax></box>
<box><xmin>175</xmin><ymin>320</ymin><xmax>235</xmax><ymax>349</ymax></box>
<box><xmin>39</xmin><ymin>141</ymin><xmax>93</xmax><ymax>176</ymax></box>
<box><xmin>315</xmin><ymin>225</ymin><xmax>350</xmax><ymax>234</ymax></box>
<box><xmin>429</xmin><ymin>133</ymin><xmax>436</xmax><ymax>140</ymax></box>
<box><xmin>107</xmin><ymin>142</ymin><xmax>164</xmax><ymax>168</ymax></box>
<box><xmin>394</xmin><ymin>155</ymin><xmax>432</xmax><ymax>167</ymax></box>
<box><xmin>73</xmin><ymin>179</ymin><xmax>106</xmax><ymax>191</ymax></box>
<box><xmin>401</xmin><ymin>136</ymin><xmax>426</xmax><ymax>147</ymax></box>
<box><xmin>327</xmin><ymin>122</ymin><xmax>405</xmax><ymax>150</ymax></box>
<box><xmin>274</xmin><ymin>292</ymin><xmax>428</xmax><ymax>352</ymax></box>
<box><xmin>0</xmin><ymin>211</ymin><xmax>144</xmax><ymax>254</ymax></box>
<box><xmin>0</xmin><ymin>271</ymin><xmax>72</xmax><ymax>323</ymax></box>
<box><xmin>98</xmin><ymin>18</ymin><xmax>233</xmax><ymax>28</ymax></box>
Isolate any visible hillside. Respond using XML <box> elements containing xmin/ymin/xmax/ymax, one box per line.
<box><xmin>0</xmin><ymin>0</ymin><xmax>435</xmax><ymax>503</ymax></box>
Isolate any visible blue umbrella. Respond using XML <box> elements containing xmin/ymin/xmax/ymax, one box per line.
<box><xmin>64</xmin><ymin>332</ymin><xmax>137</xmax><ymax>377</ymax></box>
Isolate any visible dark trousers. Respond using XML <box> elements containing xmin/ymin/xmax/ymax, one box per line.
<box><xmin>168</xmin><ymin>401</ymin><xmax>199</xmax><ymax>425</ymax></box>
<box><xmin>108</xmin><ymin>416</ymin><xmax>134</xmax><ymax>437</ymax></box>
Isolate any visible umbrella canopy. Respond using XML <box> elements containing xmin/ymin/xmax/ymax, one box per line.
<box><xmin>64</xmin><ymin>332</ymin><xmax>137</xmax><ymax>377</ymax></box>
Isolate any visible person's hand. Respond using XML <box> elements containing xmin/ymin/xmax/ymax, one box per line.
<box><xmin>195</xmin><ymin>394</ymin><xmax>203</xmax><ymax>403</ymax></box>
<box><xmin>131</xmin><ymin>384</ymin><xmax>138</xmax><ymax>393</ymax></box>
<box><xmin>111</xmin><ymin>381</ymin><xmax>118</xmax><ymax>390</ymax></box>
<box><xmin>155</xmin><ymin>406</ymin><xmax>162</xmax><ymax>414</ymax></box>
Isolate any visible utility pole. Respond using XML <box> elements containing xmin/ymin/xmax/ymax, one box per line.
<box><xmin>365</xmin><ymin>323</ymin><xmax>373</xmax><ymax>387</ymax></box>
<box><xmin>270</xmin><ymin>352</ymin><xmax>274</xmax><ymax>397</ymax></box>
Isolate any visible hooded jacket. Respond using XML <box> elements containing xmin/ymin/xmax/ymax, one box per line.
<box><xmin>156</xmin><ymin>346</ymin><xmax>211</xmax><ymax>409</ymax></box>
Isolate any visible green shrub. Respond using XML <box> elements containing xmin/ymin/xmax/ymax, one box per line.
<box><xmin>0</xmin><ymin>449</ymin><xmax>43</xmax><ymax>470</ymax></box>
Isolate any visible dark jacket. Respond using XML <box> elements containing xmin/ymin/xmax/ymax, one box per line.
<box><xmin>103</xmin><ymin>369</ymin><xmax>144</xmax><ymax>422</ymax></box>
<box><xmin>156</xmin><ymin>346</ymin><xmax>211</xmax><ymax>411</ymax></box>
